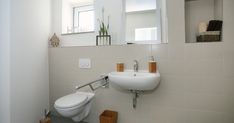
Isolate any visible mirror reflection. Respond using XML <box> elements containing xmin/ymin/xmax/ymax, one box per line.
<box><xmin>125</xmin><ymin>0</ymin><xmax>160</xmax><ymax>44</ymax></box>
<box><xmin>185</xmin><ymin>0</ymin><xmax>223</xmax><ymax>43</ymax></box>
<box><xmin>60</xmin><ymin>0</ymin><xmax>168</xmax><ymax>46</ymax></box>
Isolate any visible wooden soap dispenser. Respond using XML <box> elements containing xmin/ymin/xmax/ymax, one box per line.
<box><xmin>116</xmin><ymin>62</ymin><xmax>124</xmax><ymax>72</ymax></box>
<box><xmin>116</xmin><ymin>58</ymin><xmax>124</xmax><ymax>72</ymax></box>
<box><xmin>148</xmin><ymin>56</ymin><xmax>157</xmax><ymax>73</ymax></box>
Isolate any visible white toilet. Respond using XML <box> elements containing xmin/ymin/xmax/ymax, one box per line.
<box><xmin>54</xmin><ymin>91</ymin><xmax>95</xmax><ymax>122</ymax></box>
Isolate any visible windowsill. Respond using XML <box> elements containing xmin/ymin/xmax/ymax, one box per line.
<box><xmin>61</xmin><ymin>31</ymin><xmax>95</xmax><ymax>36</ymax></box>
<box><xmin>126</xmin><ymin>9</ymin><xmax>157</xmax><ymax>14</ymax></box>
<box><xmin>126</xmin><ymin>40</ymin><xmax>161</xmax><ymax>44</ymax></box>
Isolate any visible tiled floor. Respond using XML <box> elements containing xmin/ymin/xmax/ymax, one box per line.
<box><xmin>51</xmin><ymin>115</ymin><xmax>87</xmax><ymax>123</ymax></box>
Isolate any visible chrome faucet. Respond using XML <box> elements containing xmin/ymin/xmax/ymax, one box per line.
<box><xmin>133</xmin><ymin>60</ymin><xmax>139</xmax><ymax>72</ymax></box>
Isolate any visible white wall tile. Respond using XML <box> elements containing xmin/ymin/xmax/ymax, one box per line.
<box><xmin>184</xmin><ymin>109</ymin><xmax>225</xmax><ymax>123</ymax></box>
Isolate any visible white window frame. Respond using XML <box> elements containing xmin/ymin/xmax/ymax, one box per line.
<box><xmin>73</xmin><ymin>5</ymin><xmax>95</xmax><ymax>33</ymax></box>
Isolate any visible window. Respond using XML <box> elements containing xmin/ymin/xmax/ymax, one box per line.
<box><xmin>73</xmin><ymin>5</ymin><xmax>95</xmax><ymax>33</ymax></box>
<box><xmin>62</xmin><ymin>0</ymin><xmax>95</xmax><ymax>34</ymax></box>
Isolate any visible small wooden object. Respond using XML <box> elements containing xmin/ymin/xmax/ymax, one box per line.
<box><xmin>40</xmin><ymin>118</ymin><xmax>52</xmax><ymax>123</ymax></box>
<box><xmin>116</xmin><ymin>63</ymin><xmax>124</xmax><ymax>72</ymax></box>
<box><xmin>100</xmin><ymin>110</ymin><xmax>118</xmax><ymax>123</ymax></box>
<box><xmin>149</xmin><ymin>61</ymin><xmax>157</xmax><ymax>73</ymax></box>
<box><xmin>49</xmin><ymin>33</ymin><xmax>60</xmax><ymax>47</ymax></box>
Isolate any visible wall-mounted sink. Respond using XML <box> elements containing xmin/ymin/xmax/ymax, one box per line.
<box><xmin>109</xmin><ymin>70</ymin><xmax>160</xmax><ymax>91</ymax></box>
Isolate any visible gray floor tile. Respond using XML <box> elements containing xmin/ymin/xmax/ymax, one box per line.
<box><xmin>51</xmin><ymin>115</ymin><xmax>87</xmax><ymax>123</ymax></box>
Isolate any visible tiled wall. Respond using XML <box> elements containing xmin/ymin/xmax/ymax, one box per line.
<box><xmin>49</xmin><ymin>0</ymin><xmax>234</xmax><ymax>123</ymax></box>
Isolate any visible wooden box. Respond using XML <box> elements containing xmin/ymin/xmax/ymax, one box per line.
<box><xmin>100</xmin><ymin>110</ymin><xmax>118</xmax><ymax>123</ymax></box>
<box><xmin>40</xmin><ymin>118</ymin><xmax>52</xmax><ymax>123</ymax></box>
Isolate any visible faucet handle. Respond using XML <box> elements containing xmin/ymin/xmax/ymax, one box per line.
<box><xmin>133</xmin><ymin>60</ymin><xmax>139</xmax><ymax>72</ymax></box>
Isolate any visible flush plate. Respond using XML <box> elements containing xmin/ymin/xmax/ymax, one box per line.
<box><xmin>79</xmin><ymin>58</ymin><xmax>91</xmax><ymax>69</ymax></box>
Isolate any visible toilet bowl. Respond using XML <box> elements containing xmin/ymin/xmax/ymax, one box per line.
<box><xmin>54</xmin><ymin>91</ymin><xmax>95</xmax><ymax>122</ymax></box>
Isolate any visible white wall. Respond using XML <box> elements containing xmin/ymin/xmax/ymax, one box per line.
<box><xmin>214</xmin><ymin>0</ymin><xmax>223</xmax><ymax>20</ymax></box>
<box><xmin>0</xmin><ymin>0</ymin><xmax>11</xmax><ymax>123</ymax></box>
<box><xmin>49</xmin><ymin>0</ymin><xmax>234</xmax><ymax>123</ymax></box>
<box><xmin>9</xmin><ymin>0</ymin><xmax>51</xmax><ymax>123</ymax></box>
<box><xmin>62</xmin><ymin>0</ymin><xmax>73</xmax><ymax>34</ymax></box>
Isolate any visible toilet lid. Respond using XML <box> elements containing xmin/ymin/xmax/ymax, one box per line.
<box><xmin>55</xmin><ymin>93</ymin><xmax>88</xmax><ymax>109</ymax></box>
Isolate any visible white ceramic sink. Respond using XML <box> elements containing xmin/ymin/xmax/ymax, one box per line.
<box><xmin>108</xmin><ymin>70</ymin><xmax>160</xmax><ymax>91</ymax></box>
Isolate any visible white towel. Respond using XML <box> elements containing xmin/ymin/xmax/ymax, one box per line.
<box><xmin>198</xmin><ymin>22</ymin><xmax>208</xmax><ymax>33</ymax></box>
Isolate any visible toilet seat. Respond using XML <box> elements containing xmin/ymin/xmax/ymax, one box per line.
<box><xmin>55</xmin><ymin>93</ymin><xmax>88</xmax><ymax>109</ymax></box>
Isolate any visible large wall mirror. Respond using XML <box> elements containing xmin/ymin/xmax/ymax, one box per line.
<box><xmin>185</xmin><ymin>0</ymin><xmax>223</xmax><ymax>43</ymax></box>
<box><xmin>59</xmin><ymin>0</ymin><xmax>168</xmax><ymax>46</ymax></box>
<box><xmin>124</xmin><ymin>0</ymin><xmax>162</xmax><ymax>44</ymax></box>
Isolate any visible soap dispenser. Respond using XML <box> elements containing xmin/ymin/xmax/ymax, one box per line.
<box><xmin>116</xmin><ymin>62</ymin><xmax>124</xmax><ymax>72</ymax></box>
<box><xmin>116</xmin><ymin>58</ymin><xmax>124</xmax><ymax>72</ymax></box>
<box><xmin>148</xmin><ymin>56</ymin><xmax>157</xmax><ymax>73</ymax></box>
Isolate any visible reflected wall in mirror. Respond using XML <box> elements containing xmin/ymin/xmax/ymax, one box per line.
<box><xmin>124</xmin><ymin>0</ymin><xmax>168</xmax><ymax>44</ymax></box>
<box><xmin>185</xmin><ymin>0</ymin><xmax>223</xmax><ymax>43</ymax></box>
